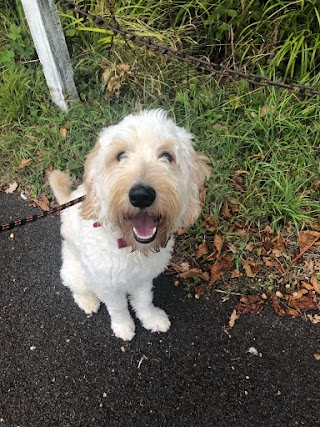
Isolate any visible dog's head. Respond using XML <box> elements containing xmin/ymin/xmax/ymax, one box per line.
<box><xmin>81</xmin><ymin>109</ymin><xmax>210</xmax><ymax>251</ymax></box>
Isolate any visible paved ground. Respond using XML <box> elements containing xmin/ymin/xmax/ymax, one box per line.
<box><xmin>0</xmin><ymin>192</ymin><xmax>319</xmax><ymax>427</ymax></box>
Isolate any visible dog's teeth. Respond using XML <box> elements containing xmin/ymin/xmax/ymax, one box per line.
<box><xmin>133</xmin><ymin>227</ymin><xmax>157</xmax><ymax>240</ymax></box>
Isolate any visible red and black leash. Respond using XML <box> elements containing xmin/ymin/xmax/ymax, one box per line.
<box><xmin>0</xmin><ymin>195</ymin><xmax>85</xmax><ymax>233</ymax></box>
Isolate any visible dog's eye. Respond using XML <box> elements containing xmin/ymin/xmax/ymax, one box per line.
<box><xmin>159</xmin><ymin>151</ymin><xmax>174</xmax><ymax>163</ymax></box>
<box><xmin>117</xmin><ymin>151</ymin><xmax>127</xmax><ymax>161</ymax></box>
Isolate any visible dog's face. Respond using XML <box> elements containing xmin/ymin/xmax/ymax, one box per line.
<box><xmin>81</xmin><ymin>110</ymin><xmax>210</xmax><ymax>251</ymax></box>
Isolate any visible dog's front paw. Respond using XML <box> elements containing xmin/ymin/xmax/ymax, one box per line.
<box><xmin>140</xmin><ymin>307</ymin><xmax>171</xmax><ymax>333</ymax></box>
<box><xmin>73</xmin><ymin>292</ymin><xmax>100</xmax><ymax>315</ymax></box>
<box><xmin>112</xmin><ymin>320</ymin><xmax>136</xmax><ymax>341</ymax></box>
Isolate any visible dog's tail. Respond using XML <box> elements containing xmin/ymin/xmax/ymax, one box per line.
<box><xmin>48</xmin><ymin>170</ymin><xmax>72</xmax><ymax>204</ymax></box>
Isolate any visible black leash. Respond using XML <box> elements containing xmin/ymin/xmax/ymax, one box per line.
<box><xmin>0</xmin><ymin>195</ymin><xmax>85</xmax><ymax>233</ymax></box>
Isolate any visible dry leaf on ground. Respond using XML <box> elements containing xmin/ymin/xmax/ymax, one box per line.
<box><xmin>178</xmin><ymin>268</ymin><xmax>209</xmax><ymax>281</ymax></box>
<box><xmin>32</xmin><ymin>195</ymin><xmax>50</xmax><ymax>211</ymax></box>
<box><xmin>195</xmin><ymin>243</ymin><xmax>208</xmax><ymax>259</ymax></box>
<box><xmin>208</xmin><ymin>253</ymin><xmax>233</xmax><ymax>287</ymax></box>
<box><xmin>291</xmin><ymin>288</ymin><xmax>309</xmax><ymax>299</ymax></box>
<box><xmin>203</xmin><ymin>215</ymin><xmax>218</xmax><ymax>232</ymax></box>
<box><xmin>271</xmin><ymin>296</ymin><xmax>286</xmax><ymax>317</ymax></box>
<box><xmin>235</xmin><ymin>295</ymin><xmax>264</xmax><ymax>315</ymax></box>
<box><xmin>228</xmin><ymin>308</ymin><xmax>239</xmax><ymax>328</ymax></box>
<box><xmin>310</xmin><ymin>274</ymin><xmax>320</xmax><ymax>294</ymax></box>
<box><xmin>221</xmin><ymin>202</ymin><xmax>232</xmax><ymax>220</ymax></box>
<box><xmin>231</xmin><ymin>269</ymin><xmax>243</xmax><ymax>279</ymax></box>
<box><xmin>242</xmin><ymin>259</ymin><xmax>260</xmax><ymax>278</ymax></box>
<box><xmin>287</xmin><ymin>292</ymin><xmax>317</xmax><ymax>311</ymax></box>
<box><xmin>5</xmin><ymin>182</ymin><xmax>18</xmax><ymax>194</ymax></box>
<box><xmin>307</xmin><ymin>314</ymin><xmax>320</xmax><ymax>324</ymax></box>
<box><xmin>168</xmin><ymin>261</ymin><xmax>190</xmax><ymax>274</ymax></box>
<box><xmin>18</xmin><ymin>159</ymin><xmax>32</xmax><ymax>169</ymax></box>
<box><xmin>293</xmin><ymin>231</ymin><xmax>320</xmax><ymax>262</ymax></box>
<box><xmin>214</xmin><ymin>233</ymin><xmax>223</xmax><ymax>253</ymax></box>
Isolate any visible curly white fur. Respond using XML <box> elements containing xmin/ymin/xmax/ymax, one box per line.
<box><xmin>49</xmin><ymin>109</ymin><xmax>209</xmax><ymax>341</ymax></box>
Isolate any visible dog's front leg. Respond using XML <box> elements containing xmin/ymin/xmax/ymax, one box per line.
<box><xmin>101</xmin><ymin>290</ymin><xmax>136</xmax><ymax>341</ymax></box>
<box><xmin>129</xmin><ymin>285</ymin><xmax>171</xmax><ymax>334</ymax></box>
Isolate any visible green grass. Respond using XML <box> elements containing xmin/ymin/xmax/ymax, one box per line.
<box><xmin>55</xmin><ymin>0</ymin><xmax>320</xmax><ymax>80</ymax></box>
<box><xmin>1</xmin><ymin>48</ymin><xmax>320</xmax><ymax>230</ymax></box>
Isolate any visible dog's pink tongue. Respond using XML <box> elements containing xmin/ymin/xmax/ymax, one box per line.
<box><xmin>132</xmin><ymin>212</ymin><xmax>157</xmax><ymax>238</ymax></box>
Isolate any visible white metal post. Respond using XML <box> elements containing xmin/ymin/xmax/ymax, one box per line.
<box><xmin>21</xmin><ymin>0</ymin><xmax>79</xmax><ymax>111</ymax></box>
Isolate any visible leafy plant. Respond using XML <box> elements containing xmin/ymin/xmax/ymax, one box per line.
<box><xmin>0</xmin><ymin>23</ymin><xmax>35</xmax><ymax>66</ymax></box>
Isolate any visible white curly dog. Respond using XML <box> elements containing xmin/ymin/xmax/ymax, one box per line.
<box><xmin>49</xmin><ymin>109</ymin><xmax>209</xmax><ymax>341</ymax></box>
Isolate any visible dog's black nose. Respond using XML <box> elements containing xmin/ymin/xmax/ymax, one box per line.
<box><xmin>129</xmin><ymin>184</ymin><xmax>156</xmax><ymax>208</ymax></box>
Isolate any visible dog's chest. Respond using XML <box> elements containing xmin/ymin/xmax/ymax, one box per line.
<box><xmin>79</xmin><ymin>234</ymin><xmax>173</xmax><ymax>288</ymax></box>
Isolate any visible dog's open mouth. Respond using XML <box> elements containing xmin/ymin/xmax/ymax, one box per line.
<box><xmin>131</xmin><ymin>212</ymin><xmax>159</xmax><ymax>244</ymax></box>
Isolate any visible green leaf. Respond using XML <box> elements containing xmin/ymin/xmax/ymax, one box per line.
<box><xmin>227</xmin><ymin>9</ymin><xmax>238</xmax><ymax>18</ymax></box>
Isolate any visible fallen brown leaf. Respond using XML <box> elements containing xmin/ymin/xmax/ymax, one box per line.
<box><xmin>310</xmin><ymin>274</ymin><xmax>320</xmax><ymax>294</ymax></box>
<box><xmin>235</xmin><ymin>295</ymin><xmax>264</xmax><ymax>314</ymax></box>
<box><xmin>195</xmin><ymin>243</ymin><xmax>208</xmax><ymax>260</ymax></box>
<box><xmin>242</xmin><ymin>259</ymin><xmax>260</xmax><ymax>278</ymax></box>
<box><xmin>214</xmin><ymin>233</ymin><xmax>223</xmax><ymax>253</ymax></box>
<box><xmin>287</xmin><ymin>292</ymin><xmax>317</xmax><ymax>311</ymax></box>
<box><xmin>169</xmin><ymin>261</ymin><xmax>190</xmax><ymax>274</ymax></box>
<box><xmin>271</xmin><ymin>296</ymin><xmax>286</xmax><ymax>317</ymax></box>
<box><xmin>227</xmin><ymin>242</ymin><xmax>237</xmax><ymax>254</ymax></box>
<box><xmin>291</xmin><ymin>288</ymin><xmax>309</xmax><ymax>300</ymax></box>
<box><xmin>178</xmin><ymin>268</ymin><xmax>209</xmax><ymax>281</ymax></box>
<box><xmin>293</xmin><ymin>230</ymin><xmax>320</xmax><ymax>263</ymax></box>
<box><xmin>18</xmin><ymin>159</ymin><xmax>32</xmax><ymax>169</ymax></box>
<box><xmin>263</xmin><ymin>257</ymin><xmax>274</xmax><ymax>267</ymax></box>
<box><xmin>102</xmin><ymin>69</ymin><xmax>111</xmax><ymax>82</ymax></box>
<box><xmin>262</xmin><ymin>225</ymin><xmax>274</xmax><ymax>235</ymax></box>
<box><xmin>199</xmin><ymin>187</ymin><xmax>207</xmax><ymax>204</ymax></box>
<box><xmin>231</xmin><ymin>269</ymin><xmax>243</xmax><ymax>279</ymax></box>
<box><xmin>208</xmin><ymin>253</ymin><xmax>233</xmax><ymax>287</ymax></box>
<box><xmin>221</xmin><ymin>202</ymin><xmax>232</xmax><ymax>220</ymax></box>
<box><xmin>32</xmin><ymin>195</ymin><xmax>50</xmax><ymax>211</ymax></box>
<box><xmin>286</xmin><ymin>307</ymin><xmax>300</xmax><ymax>317</ymax></box>
<box><xmin>245</xmin><ymin>242</ymin><xmax>255</xmax><ymax>252</ymax></box>
<box><xmin>195</xmin><ymin>283</ymin><xmax>206</xmax><ymax>297</ymax></box>
<box><xmin>301</xmin><ymin>282</ymin><xmax>314</xmax><ymax>291</ymax></box>
<box><xmin>228</xmin><ymin>308</ymin><xmax>239</xmax><ymax>328</ymax></box>
<box><xmin>272</xmin><ymin>249</ymin><xmax>283</xmax><ymax>258</ymax></box>
<box><xmin>205</xmin><ymin>251</ymin><xmax>218</xmax><ymax>262</ymax></box>
<box><xmin>5</xmin><ymin>182</ymin><xmax>18</xmax><ymax>194</ymax></box>
<box><xmin>203</xmin><ymin>216</ymin><xmax>218</xmax><ymax>232</ymax></box>
<box><xmin>273</xmin><ymin>239</ymin><xmax>286</xmax><ymax>252</ymax></box>
<box><xmin>307</xmin><ymin>314</ymin><xmax>320</xmax><ymax>324</ymax></box>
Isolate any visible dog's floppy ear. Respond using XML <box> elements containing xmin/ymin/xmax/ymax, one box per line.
<box><xmin>182</xmin><ymin>151</ymin><xmax>211</xmax><ymax>227</ymax></box>
<box><xmin>81</xmin><ymin>141</ymin><xmax>102</xmax><ymax>219</ymax></box>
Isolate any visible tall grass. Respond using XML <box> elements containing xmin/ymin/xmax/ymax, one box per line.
<box><xmin>1</xmin><ymin>1</ymin><xmax>319</xmax><ymax>80</ymax></box>
<box><xmin>56</xmin><ymin>0</ymin><xmax>320</xmax><ymax>81</ymax></box>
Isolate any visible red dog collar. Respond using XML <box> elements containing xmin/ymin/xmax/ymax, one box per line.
<box><xmin>93</xmin><ymin>222</ymin><xmax>127</xmax><ymax>249</ymax></box>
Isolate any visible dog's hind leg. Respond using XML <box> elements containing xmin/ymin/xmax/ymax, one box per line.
<box><xmin>129</xmin><ymin>284</ymin><xmax>171</xmax><ymax>334</ymax></box>
<box><xmin>60</xmin><ymin>240</ymin><xmax>101</xmax><ymax>315</ymax></box>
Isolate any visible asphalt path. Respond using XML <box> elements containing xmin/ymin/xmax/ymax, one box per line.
<box><xmin>0</xmin><ymin>192</ymin><xmax>319</xmax><ymax>427</ymax></box>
